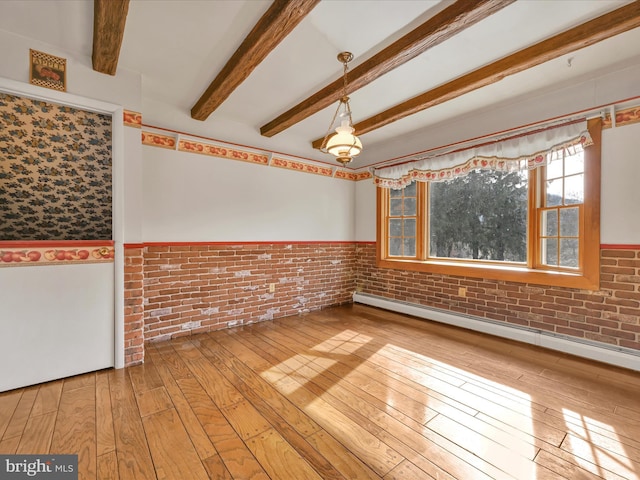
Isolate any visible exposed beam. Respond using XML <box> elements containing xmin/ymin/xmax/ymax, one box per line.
<box><xmin>261</xmin><ymin>0</ymin><xmax>515</xmax><ymax>138</ymax></box>
<box><xmin>312</xmin><ymin>1</ymin><xmax>640</xmax><ymax>148</ymax></box>
<box><xmin>191</xmin><ymin>0</ymin><xmax>320</xmax><ymax>121</ymax></box>
<box><xmin>92</xmin><ymin>0</ymin><xmax>129</xmax><ymax>75</ymax></box>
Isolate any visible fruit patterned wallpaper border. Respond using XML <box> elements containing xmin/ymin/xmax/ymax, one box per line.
<box><xmin>0</xmin><ymin>240</ymin><xmax>114</xmax><ymax>267</ymax></box>
<box><xmin>138</xmin><ymin>126</ymin><xmax>373</xmax><ymax>182</ymax></box>
<box><xmin>271</xmin><ymin>157</ymin><xmax>333</xmax><ymax>177</ymax></box>
<box><xmin>602</xmin><ymin>105</ymin><xmax>640</xmax><ymax>129</ymax></box>
<box><xmin>123</xmin><ymin>110</ymin><xmax>142</xmax><ymax>128</ymax></box>
<box><xmin>178</xmin><ymin>138</ymin><xmax>269</xmax><ymax>165</ymax></box>
<box><xmin>142</xmin><ymin>131</ymin><xmax>175</xmax><ymax>149</ymax></box>
<box><xmin>336</xmin><ymin>170</ymin><xmax>374</xmax><ymax>181</ymax></box>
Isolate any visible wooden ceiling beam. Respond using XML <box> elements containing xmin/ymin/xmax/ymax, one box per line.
<box><xmin>261</xmin><ymin>0</ymin><xmax>515</xmax><ymax>138</ymax></box>
<box><xmin>312</xmin><ymin>1</ymin><xmax>640</xmax><ymax>148</ymax></box>
<box><xmin>92</xmin><ymin>0</ymin><xmax>130</xmax><ymax>75</ymax></box>
<box><xmin>191</xmin><ymin>0</ymin><xmax>320</xmax><ymax>121</ymax></box>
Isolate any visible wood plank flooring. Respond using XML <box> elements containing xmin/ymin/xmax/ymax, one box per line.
<box><xmin>1</xmin><ymin>303</ymin><xmax>640</xmax><ymax>479</ymax></box>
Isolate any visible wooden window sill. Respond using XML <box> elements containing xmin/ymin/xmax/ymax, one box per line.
<box><xmin>376</xmin><ymin>257</ymin><xmax>599</xmax><ymax>290</ymax></box>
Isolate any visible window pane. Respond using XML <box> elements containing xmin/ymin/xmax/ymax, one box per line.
<box><xmin>541</xmin><ymin>209</ymin><xmax>558</xmax><ymax>236</ymax></box>
<box><xmin>564</xmin><ymin>174</ymin><xmax>584</xmax><ymax>204</ymax></box>
<box><xmin>565</xmin><ymin>152</ymin><xmax>584</xmax><ymax>176</ymax></box>
<box><xmin>403</xmin><ymin>197</ymin><xmax>416</xmax><ymax>215</ymax></box>
<box><xmin>404</xmin><ymin>182</ymin><xmax>417</xmax><ymax>196</ymax></box>
<box><xmin>428</xmin><ymin>233</ymin><xmax>438</xmax><ymax>257</ymax></box>
<box><xmin>543</xmin><ymin>238</ymin><xmax>558</xmax><ymax>266</ymax></box>
<box><xmin>546</xmin><ymin>178</ymin><xmax>562</xmax><ymax>206</ymax></box>
<box><xmin>390</xmin><ymin>198</ymin><xmax>402</xmax><ymax>215</ymax></box>
<box><xmin>429</xmin><ymin>170</ymin><xmax>527</xmax><ymax>262</ymax></box>
<box><xmin>560</xmin><ymin>207</ymin><xmax>579</xmax><ymax>237</ymax></box>
<box><xmin>389</xmin><ymin>237</ymin><xmax>402</xmax><ymax>256</ymax></box>
<box><xmin>547</xmin><ymin>156</ymin><xmax>563</xmax><ymax>179</ymax></box>
<box><xmin>404</xmin><ymin>218</ymin><xmax>416</xmax><ymax>237</ymax></box>
<box><xmin>390</xmin><ymin>188</ymin><xmax>402</xmax><ymax>198</ymax></box>
<box><xmin>389</xmin><ymin>219</ymin><xmax>402</xmax><ymax>236</ymax></box>
<box><xmin>560</xmin><ymin>238</ymin><xmax>579</xmax><ymax>268</ymax></box>
<box><xmin>403</xmin><ymin>237</ymin><xmax>416</xmax><ymax>257</ymax></box>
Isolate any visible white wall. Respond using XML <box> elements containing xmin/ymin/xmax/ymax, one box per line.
<box><xmin>142</xmin><ymin>147</ymin><xmax>355</xmax><ymax>242</ymax></box>
<box><xmin>122</xmin><ymin>127</ymin><xmax>144</xmax><ymax>243</ymax></box>
<box><xmin>355</xmin><ymin>122</ymin><xmax>640</xmax><ymax>244</ymax></box>
<box><xmin>355</xmin><ymin>179</ymin><xmax>376</xmax><ymax>242</ymax></box>
<box><xmin>601</xmin><ymin>122</ymin><xmax>640</xmax><ymax>244</ymax></box>
<box><xmin>0</xmin><ymin>263</ymin><xmax>115</xmax><ymax>391</ymax></box>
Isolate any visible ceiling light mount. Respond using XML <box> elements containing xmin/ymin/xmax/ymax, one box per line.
<box><xmin>336</xmin><ymin>51</ymin><xmax>353</xmax><ymax>64</ymax></box>
<box><xmin>319</xmin><ymin>51</ymin><xmax>362</xmax><ymax>166</ymax></box>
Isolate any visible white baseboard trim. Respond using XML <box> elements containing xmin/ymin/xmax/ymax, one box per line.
<box><xmin>353</xmin><ymin>293</ymin><xmax>640</xmax><ymax>372</ymax></box>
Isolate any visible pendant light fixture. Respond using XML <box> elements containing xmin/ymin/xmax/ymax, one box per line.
<box><xmin>319</xmin><ymin>52</ymin><xmax>362</xmax><ymax>166</ymax></box>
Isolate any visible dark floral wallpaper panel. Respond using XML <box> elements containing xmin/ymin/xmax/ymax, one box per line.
<box><xmin>0</xmin><ymin>93</ymin><xmax>112</xmax><ymax>240</ymax></box>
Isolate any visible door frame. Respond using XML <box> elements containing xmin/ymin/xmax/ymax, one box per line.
<box><xmin>0</xmin><ymin>75</ymin><xmax>125</xmax><ymax>368</ymax></box>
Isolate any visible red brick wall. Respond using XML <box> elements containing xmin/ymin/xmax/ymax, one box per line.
<box><xmin>126</xmin><ymin>241</ymin><xmax>639</xmax><ymax>365</ymax></box>
<box><xmin>143</xmin><ymin>243</ymin><xmax>356</xmax><ymax>343</ymax></box>
<box><xmin>124</xmin><ymin>246</ymin><xmax>145</xmax><ymax>366</ymax></box>
<box><xmin>356</xmin><ymin>243</ymin><xmax>640</xmax><ymax>351</ymax></box>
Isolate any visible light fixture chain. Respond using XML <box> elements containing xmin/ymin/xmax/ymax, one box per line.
<box><xmin>343</xmin><ymin>60</ymin><xmax>349</xmax><ymax>97</ymax></box>
<box><xmin>343</xmin><ymin>59</ymin><xmax>354</xmax><ymax>126</ymax></box>
<box><xmin>319</xmin><ymin>55</ymin><xmax>351</xmax><ymax>152</ymax></box>
<box><xmin>319</xmin><ymin>98</ymin><xmax>342</xmax><ymax>152</ymax></box>
<box><xmin>319</xmin><ymin>51</ymin><xmax>362</xmax><ymax>165</ymax></box>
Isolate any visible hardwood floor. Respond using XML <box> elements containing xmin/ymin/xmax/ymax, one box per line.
<box><xmin>1</xmin><ymin>303</ymin><xmax>640</xmax><ymax>479</ymax></box>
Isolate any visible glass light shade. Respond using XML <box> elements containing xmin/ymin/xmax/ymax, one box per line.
<box><xmin>326</xmin><ymin>120</ymin><xmax>362</xmax><ymax>158</ymax></box>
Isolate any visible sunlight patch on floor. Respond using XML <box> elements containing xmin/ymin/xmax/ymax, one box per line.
<box><xmin>308</xmin><ymin>329</ymin><xmax>373</xmax><ymax>354</ymax></box>
<box><xmin>380</xmin><ymin>344</ymin><xmax>556</xmax><ymax>479</ymax></box>
<box><xmin>562</xmin><ymin>408</ymin><xmax>638</xmax><ymax>480</ymax></box>
<box><xmin>386</xmin><ymin>343</ymin><xmax>532</xmax><ymax>400</ymax></box>
<box><xmin>259</xmin><ymin>330</ymin><xmax>372</xmax><ymax>400</ymax></box>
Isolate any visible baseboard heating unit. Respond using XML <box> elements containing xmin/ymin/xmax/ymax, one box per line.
<box><xmin>353</xmin><ymin>292</ymin><xmax>640</xmax><ymax>372</ymax></box>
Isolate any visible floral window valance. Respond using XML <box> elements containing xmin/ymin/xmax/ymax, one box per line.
<box><xmin>373</xmin><ymin>120</ymin><xmax>592</xmax><ymax>189</ymax></box>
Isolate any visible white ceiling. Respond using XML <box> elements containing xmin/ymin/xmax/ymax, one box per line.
<box><xmin>1</xmin><ymin>0</ymin><xmax>639</xmax><ymax>170</ymax></box>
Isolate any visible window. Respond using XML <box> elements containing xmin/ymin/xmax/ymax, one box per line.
<box><xmin>389</xmin><ymin>181</ymin><xmax>418</xmax><ymax>257</ymax></box>
<box><xmin>429</xmin><ymin>169</ymin><xmax>528</xmax><ymax>263</ymax></box>
<box><xmin>376</xmin><ymin>119</ymin><xmax>601</xmax><ymax>289</ymax></box>
<box><xmin>539</xmin><ymin>147</ymin><xmax>584</xmax><ymax>269</ymax></box>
